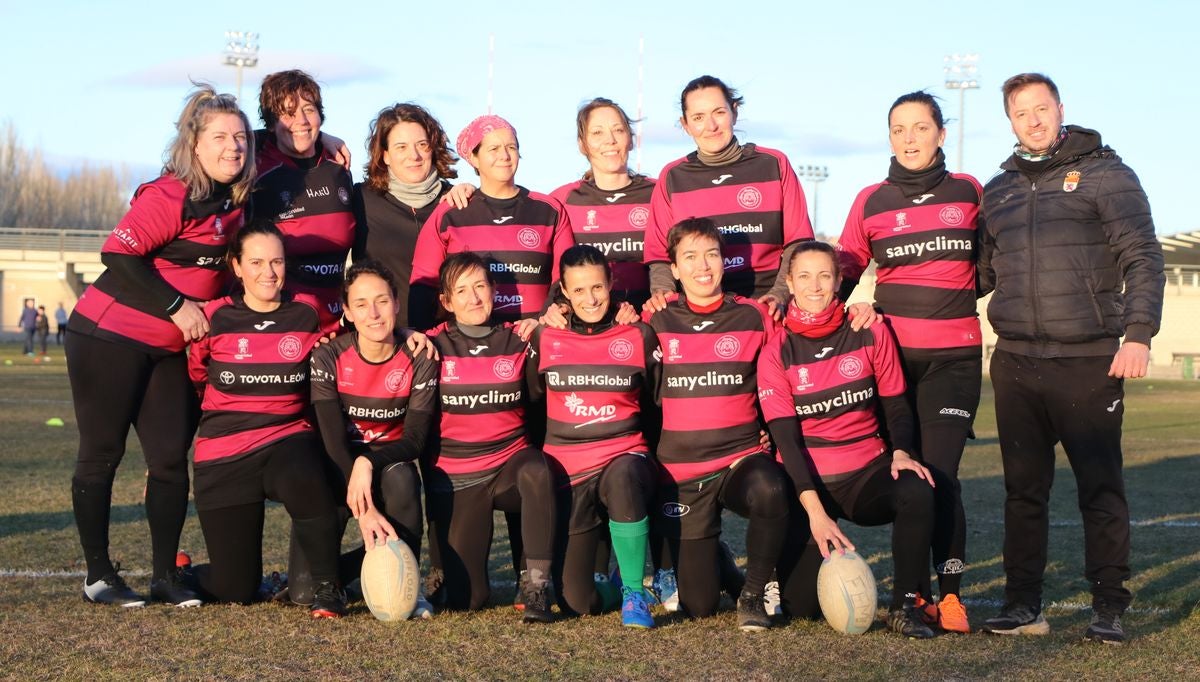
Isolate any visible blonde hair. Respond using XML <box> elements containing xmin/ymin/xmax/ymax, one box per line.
<box><xmin>163</xmin><ymin>83</ymin><xmax>256</xmax><ymax>205</ymax></box>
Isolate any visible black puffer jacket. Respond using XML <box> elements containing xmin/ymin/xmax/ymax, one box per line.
<box><xmin>978</xmin><ymin>126</ymin><xmax>1164</xmax><ymax>357</ymax></box>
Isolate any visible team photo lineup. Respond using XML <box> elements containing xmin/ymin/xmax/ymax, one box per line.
<box><xmin>63</xmin><ymin>67</ymin><xmax>1164</xmax><ymax>645</ymax></box>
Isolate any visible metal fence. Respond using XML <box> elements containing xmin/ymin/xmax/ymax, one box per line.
<box><xmin>0</xmin><ymin>227</ymin><xmax>109</xmax><ymax>255</ymax></box>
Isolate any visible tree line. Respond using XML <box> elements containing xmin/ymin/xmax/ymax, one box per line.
<box><xmin>0</xmin><ymin>123</ymin><xmax>131</xmax><ymax>231</ymax></box>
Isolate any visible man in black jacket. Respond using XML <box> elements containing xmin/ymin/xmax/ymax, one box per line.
<box><xmin>977</xmin><ymin>73</ymin><xmax>1164</xmax><ymax>645</ymax></box>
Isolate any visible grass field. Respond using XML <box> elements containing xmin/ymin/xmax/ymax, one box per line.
<box><xmin>1</xmin><ymin>342</ymin><xmax>1197</xmax><ymax>680</ymax></box>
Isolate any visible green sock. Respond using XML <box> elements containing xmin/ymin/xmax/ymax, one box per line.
<box><xmin>609</xmin><ymin>517</ymin><xmax>650</xmax><ymax>598</ymax></box>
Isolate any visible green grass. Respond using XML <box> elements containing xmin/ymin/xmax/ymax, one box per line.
<box><xmin>1</xmin><ymin>343</ymin><xmax>1197</xmax><ymax>680</ymax></box>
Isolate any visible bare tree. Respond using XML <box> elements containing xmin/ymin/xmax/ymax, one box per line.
<box><xmin>0</xmin><ymin>123</ymin><xmax>131</xmax><ymax>230</ymax></box>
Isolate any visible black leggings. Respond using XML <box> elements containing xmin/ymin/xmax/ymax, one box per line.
<box><xmin>670</xmin><ymin>456</ymin><xmax>790</xmax><ymax>619</ymax></box>
<box><xmin>904</xmin><ymin>356</ymin><xmax>980</xmax><ymax>598</ymax></box>
<box><xmin>778</xmin><ymin>458</ymin><xmax>936</xmax><ymax>615</ymax></box>
<box><xmin>426</xmin><ymin>448</ymin><xmax>557</xmax><ymax>610</ymax></box>
<box><xmin>561</xmin><ymin>455</ymin><xmax>655</xmax><ymax>616</ymax></box>
<box><xmin>193</xmin><ymin>437</ymin><xmax>339</xmax><ymax>604</ymax></box>
<box><xmin>66</xmin><ymin>331</ymin><xmax>197</xmax><ymax>581</ymax></box>
<box><xmin>285</xmin><ymin>460</ymin><xmax>426</xmax><ymax>604</ymax></box>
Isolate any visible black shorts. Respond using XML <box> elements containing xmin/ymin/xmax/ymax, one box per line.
<box><xmin>566</xmin><ymin>453</ymin><xmax>653</xmax><ymax>535</ymax></box>
<box><xmin>656</xmin><ymin>468</ymin><xmax>729</xmax><ymax>541</ymax></box>
<box><xmin>192</xmin><ymin>433</ymin><xmax>324</xmax><ymax>511</ymax></box>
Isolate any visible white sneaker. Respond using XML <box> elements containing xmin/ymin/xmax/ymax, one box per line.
<box><xmin>763</xmin><ymin>580</ymin><xmax>782</xmax><ymax>616</ymax></box>
<box><xmin>83</xmin><ymin>570</ymin><xmax>146</xmax><ymax>608</ymax></box>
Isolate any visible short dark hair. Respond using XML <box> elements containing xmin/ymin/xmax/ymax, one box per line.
<box><xmin>888</xmin><ymin>91</ymin><xmax>945</xmax><ymax>129</ymax></box>
<box><xmin>343</xmin><ymin>259</ymin><xmax>398</xmax><ymax>303</ymax></box>
<box><xmin>259</xmin><ymin>70</ymin><xmax>325</xmax><ymax>129</ymax></box>
<box><xmin>788</xmin><ymin>241</ymin><xmax>840</xmax><ymax>279</ymax></box>
<box><xmin>666</xmin><ymin>217</ymin><xmax>724</xmax><ymax>264</ymax></box>
<box><xmin>559</xmin><ymin>244</ymin><xmax>611</xmax><ymax>281</ymax></box>
<box><xmin>438</xmin><ymin>252</ymin><xmax>492</xmax><ymax>297</ymax></box>
<box><xmin>1001</xmin><ymin>73</ymin><xmax>1060</xmax><ymax>115</ymax></box>
<box><xmin>680</xmin><ymin>75</ymin><xmax>744</xmax><ymax>119</ymax></box>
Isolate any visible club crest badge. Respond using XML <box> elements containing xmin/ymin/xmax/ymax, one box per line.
<box><xmin>1063</xmin><ymin>170</ymin><xmax>1081</xmax><ymax>193</ymax></box>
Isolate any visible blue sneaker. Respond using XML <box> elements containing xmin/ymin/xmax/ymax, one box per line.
<box><xmin>651</xmin><ymin>568</ymin><xmax>679</xmax><ymax>613</ymax></box>
<box><xmin>621</xmin><ymin>587</ymin><xmax>654</xmax><ymax>629</ymax></box>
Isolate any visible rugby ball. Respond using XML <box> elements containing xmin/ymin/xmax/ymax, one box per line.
<box><xmin>816</xmin><ymin>550</ymin><xmax>877</xmax><ymax>635</ymax></box>
<box><xmin>360</xmin><ymin>539</ymin><xmax>420</xmax><ymax>622</ymax></box>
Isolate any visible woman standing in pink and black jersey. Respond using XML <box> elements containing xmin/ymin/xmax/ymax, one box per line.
<box><xmin>526</xmin><ymin>245</ymin><xmax>660</xmax><ymax>628</ymax></box>
<box><xmin>67</xmin><ymin>85</ymin><xmax>251</xmax><ymax>608</ymax></box>
<box><xmin>409</xmin><ymin>115</ymin><xmax>575</xmax><ymax>330</ymax></box>
<box><xmin>551</xmin><ymin>98</ymin><xmax>655</xmax><ymax>310</ymax></box>
<box><xmin>309</xmin><ymin>260</ymin><xmax>439</xmax><ymax>618</ymax></box>
<box><xmin>187</xmin><ymin>221</ymin><xmax>346</xmax><ymax>618</ymax></box>
<box><xmin>835</xmin><ymin>91</ymin><xmax>982</xmax><ymax>633</ymax></box>
<box><xmin>759</xmin><ymin>241</ymin><xmax>941</xmax><ymax>639</ymax></box>
<box><xmin>424</xmin><ymin>252</ymin><xmax>559</xmax><ymax>622</ymax></box>
<box><xmin>645</xmin><ymin>76</ymin><xmax>813</xmax><ymax>311</ymax></box>
<box><xmin>251</xmin><ymin>70</ymin><xmax>357</xmax><ymax>334</ymax></box>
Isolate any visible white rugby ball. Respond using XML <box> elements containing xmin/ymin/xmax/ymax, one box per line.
<box><xmin>360</xmin><ymin>539</ymin><xmax>420</xmax><ymax>622</ymax></box>
<box><xmin>816</xmin><ymin>550</ymin><xmax>877</xmax><ymax>635</ymax></box>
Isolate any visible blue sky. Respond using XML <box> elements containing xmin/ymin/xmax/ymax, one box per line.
<box><xmin>1</xmin><ymin>0</ymin><xmax>1193</xmax><ymax>238</ymax></box>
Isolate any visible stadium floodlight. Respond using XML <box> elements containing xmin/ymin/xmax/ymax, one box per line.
<box><xmin>944</xmin><ymin>53</ymin><xmax>980</xmax><ymax>173</ymax></box>
<box><xmin>799</xmin><ymin>165</ymin><xmax>829</xmax><ymax>232</ymax></box>
<box><xmin>223</xmin><ymin>31</ymin><xmax>260</xmax><ymax>104</ymax></box>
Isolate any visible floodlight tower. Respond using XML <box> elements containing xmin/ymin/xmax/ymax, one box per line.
<box><xmin>224</xmin><ymin>31</ymin><xmax>260</xmax><ymax>103</ymax></box>
<box><xmin>800</xmin><ymin>165</ymin><xmax>829</xmax><ymax>232</ymax></box>
<box><xmin>944</xmin><ymin>53</ymin><xmax>980</xmax><ymax>173</ymax></box>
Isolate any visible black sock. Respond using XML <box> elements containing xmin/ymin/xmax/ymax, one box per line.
<box><xmin>72</xmin><ymin>477</ymin><xmax>115</xmax><ymax>583</ymax></box>
<box><xmin>145</xmin><ymin>477</ymin><xmax>189</xmax><ymax>579</ymax></box>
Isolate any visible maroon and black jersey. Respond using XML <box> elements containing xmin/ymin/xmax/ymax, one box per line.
<box><xmin>428</xmin><ymin>321</ymin><xmax>532</xmax><ymax>479</ymax></box>
<box><xmin>527</xmin><ymin>321</ymin><xmax>659</xmax><ymax>484</ymax></box>
<box><xmin>188</xmin><ymin>293</ymin><xmax>322</xmax><ymax>465</ymax></box>
<box><xmin>71</xmin><ymin>175</ymin><xmax>241</xmax><ymax>354</ymax></box>
<box><xmin>551</xmin><ymin>175</ymin><xmax>655</xmax><ymax>307</ymax></box>
<box><xmin>837</xmin><ymin>173</ymin><xmax>983</xmax><ymax>360</ymax></box>
<box><xmin>411</xmin><ymin>188</ymin><xmax>575</xmax><ymax>324</ymax></box>
<box><xmin>310</xmin><ymin>331</ymin><xmax>439</xmax><ymax>469</ymax></box>
<box><xmin>254</xmin><ymin>136</ymin><xmax>356</xmax><ymax>333</ymax></box>
<box><xmin>646</xmin><ymin>294</ymin><xmax>774</xmax><ymax>482</ymax></box>
<box><xmin>758</xmin><ymin>318</ymin><xmax>907</xmax><ymax>480</ymax></box>
<box><xmin>646</xmin><ymin>145</ymin><xmax>813</xmax><ymax>298</ymax></box>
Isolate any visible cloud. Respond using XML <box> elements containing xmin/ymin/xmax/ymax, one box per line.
<box><xmin>108</xmin><ymin>51</ymin><xmax>388</xmax><ymax>89</ymax></box>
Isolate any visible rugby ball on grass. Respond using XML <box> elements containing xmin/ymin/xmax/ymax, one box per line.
<box><xmin>360</xmin><ymin>539</ymin><xmax>420</xmax><ymax>622</ymax></box>
<box><xmin>816</xmin><ymin>550</ymin><xmax>877</xmax><ymax>634</ymax></box>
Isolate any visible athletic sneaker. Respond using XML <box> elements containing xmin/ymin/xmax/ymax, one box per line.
<box><xmin>412</xmin><ymin>595</ymin><xmax>434</xmax><ymax>620</ymax></box>
<box><xmin>763</xmin><ymin>580</ymin><xmax>782</xmax><ymax>617</ymax></box>
<box><xmin>620</xmin><ymin>587</ymin><xmax>654</xmax><ymax>629</ymax></box>
<box><xmin>521</xmin><ymin>581</ymin><xmax>554</xmax><ymax>624</ymax></box>
<box><xmin>150</xmin><ymin>567</ymin><xmax>202</xmax><ymax>607</ymax></box>
<box><xmin>512</xmin><ymin>569</ymin><xmax>528</xmax><ymax>612</ymax></box>
<box><xmin>651</xmin><ymin>568</ymin><xmax>679</xmax><ymax>613</ymax></box>
<box><xmin>982</xmin><ymin>602</ymin><xmax>1050</xmax><ymax>636</ymax></box>
<box><xmin>175</xmin><ymin>551</ymin><xmax>192</xmax><ymax>569</ymax></box>
<box><xmin>938</xmin><ymin>594</ymin><xmax>971</xmax><ymax>633</ymax></box>
<box><xmin>260</xmin><ymin>572</ymin><xmax>288</xmax><ymax>603</ymax></box>
<box><xmin>309</xmin><ymin>581</ymin><xmax>347</xmax><ymax>619</ymax></box>
<box><xmin>717</xmin><ymin>540</ymin><xmax>745</xmax><ymax>601</ymax></box>
<box><xmin>1084</xmin><ymin>601</ymin><xmax>1126</xmax><ymax>644</ymax></box>
<box><xmin>888</xmin><ymin>599</ymin><xmax>936</xmax><ymax>639</ymax></box>
<box><xmin>83</xmin><ymin>568</ymin><xmax>146</xmax><ymax>608</ymax></box>
<box><xmin>913</xmin><ymin>595</ymin><xmax>939</xmax><ymax>626</ymax></box>
<box><xmin>736</xmin><ymin>590</ymin><xmax>771</xmax><ymax>632</ymax></box>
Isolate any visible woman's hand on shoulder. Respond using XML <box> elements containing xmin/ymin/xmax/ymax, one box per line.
<box><xmin>442</xmin><ymin>183</ymin><xmax>476</xmax><ymax>209</ymax></box>
<box><xmin>516</xmin><ymin>317</ymin><xmax>540</xmax><ymax>342</ymax></box>
<box><xmin>538</xmin><ymin>304</ymin><xmax>569</xmax><ymax>330</ymax></box>
<box><xmin>404</xmin><ymin>329</ymin><xmax>439</xmax><ymax>360</ymax></box>
<box><xmin>846</xmin><ymin>302</ymin><xmax>880</xmax><ymax>331</ymax></box>
<box><xmin>321</xmin><ymin>133</ymin><xmax>351</xmax><ymax>170</ymax></box>
<box><xmin>614</xmin><ymin>301</ymin><xmax>638</xmax><ymax>325</ymax></box>
<box><xmin>757</xmin><ymin>293</ymin><xmax>784</xmax><ymax>322</ymax></box>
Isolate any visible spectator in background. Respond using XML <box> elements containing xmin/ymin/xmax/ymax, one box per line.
<box><xmin>19</xmin><ymin>299</ymin><xmax>36</xmax><ymax>356</ymax></box>
<box><xmin>55</xmin><ymin>303</ymin><xmax>68</xmax><ymax>345</ymax></box>
<box><xmin>35</xmin><ymin>305</ymin><xmax>49</xmax><ymax>356</ymax></box>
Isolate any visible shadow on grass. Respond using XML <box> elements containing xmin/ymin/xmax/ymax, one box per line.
<box><xmin>0</xmin><ymin>503</ymin><xmax>200</xmax><ymax>539</ymax></box>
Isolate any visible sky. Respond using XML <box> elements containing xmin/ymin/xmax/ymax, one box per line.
<box><xmin>1</xmin><ymin>0</ymin><xmax>1195</xmax><ymax>237</ymax></box>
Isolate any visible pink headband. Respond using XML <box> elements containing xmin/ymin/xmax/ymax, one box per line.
<box><xmin>456</xmin><ymin>115</ymin><xmax>517</xmax><ymax>164</ymax></box>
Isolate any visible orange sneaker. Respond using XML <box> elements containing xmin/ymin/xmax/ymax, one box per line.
<box><xmin>938</xmin><ymin>594</ymin><xmax>971</xmax><ymax>633</ymax></box>
<box><xmin>913</xmin><ymin>595</ymin><xmax>939</xmax><ymax>626</ymax></box>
